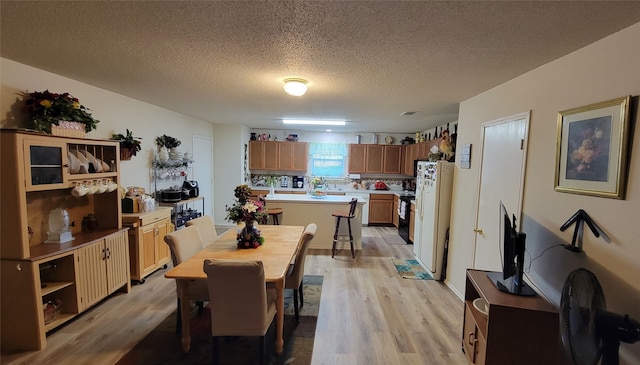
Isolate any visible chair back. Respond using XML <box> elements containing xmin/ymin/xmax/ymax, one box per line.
<box><xmin>348</xmin><ymin>198</ymin><xmax>358</xmax><ymax>217</ymax></box>
<box><xmin>185</xmin><ymin>215</ymin><xmax>217</xmax><ymax>247</ymax></box>
<box><xmin>286</xmin><ymin>223</ymin><xmax>317</xmax><ymax>288</ymax></box>
<box><xmin>163</xmin><ymin>225</ymin><xmax>204</xmax><ymax>267</ymax></box>
<box><xmin>203</xmin><ymin>259</ymin><xmax>273</xmax><ymax>336</ymax></box>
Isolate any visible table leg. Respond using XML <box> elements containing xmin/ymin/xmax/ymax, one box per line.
<box><xmin>179</xmin><ymin>279</ymin><xmax>191</xmax><ymax>353</ymax></box>
<box><xmin>274</xmin><ymin>278</ymin><xmax>285</xmax><ymax>354</ymax></box>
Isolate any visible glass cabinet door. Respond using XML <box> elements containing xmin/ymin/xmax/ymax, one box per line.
<box><xmin>23</xmin><ymin>139</ymin><xmax>69</xmax><ymax>191</ymax></box>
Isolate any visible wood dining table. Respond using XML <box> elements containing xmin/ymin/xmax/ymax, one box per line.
<box><xmin>164</xmin><ymin>224</ymin><xmax>305</xmax><ymax>354</ymax></box>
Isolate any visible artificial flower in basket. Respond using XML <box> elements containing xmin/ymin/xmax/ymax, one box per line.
<box><xmin>20</xmin><ymin>90</ymin><xmax>99</xmax><ymax>134</ymax></box>
<box><xmin>224</xmin><ymin>184</ymin><xmax>267</xmax><ymax>249</ymax></box>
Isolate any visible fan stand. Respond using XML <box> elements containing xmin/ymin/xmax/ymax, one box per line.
<box><xmin>601</xmin><ymin>338</ymin><xmax>620</xmax><ymax>365</ymax></box>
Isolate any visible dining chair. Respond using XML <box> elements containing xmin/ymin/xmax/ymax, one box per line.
<box><xmin>285</xmin><ymin>223</ymin><xmax>317</xmax><ymax>322</ymax></box>
<box><xmin>185</xmin><ymin>215</ymin><xmax>217</xmax><ymax>247</ymax></box>
<box><xmin>163</xmin><ymin>225</ymin><xmax>209</xmax><ymax>334</ymax></box>
<box><xmin>203</xmin><ymin>259</ymin><xmax>277</xmax><ymax>365</ymax></box>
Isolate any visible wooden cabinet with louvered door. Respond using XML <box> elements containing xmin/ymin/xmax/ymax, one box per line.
<box><xmin>76</xmin><ymin>231</ymin><xmax>130</xmax><ymax>312</ymax></box>
<box><xmin>383</xmin><ymin>145</ymin><xmax>402</xmax><ymax>174</ymax></box>
<box><xmin>104</xmin><ymin>231</ymin><xmax>130</xmax><ymax>296</ymax></box>
<box><xmin>348</xmin><ymin>144</ymin><xmax>367</xmax><ymax>173</ymax></box>
<box><xmin>366</xmin><ymin>145</ymin><xmax>384</xmax><ymax>173</ymax></box>
<box><xmin>76</xmin><ymin>241</ymin><xmax>108</xmax><ymax>311</ymax></box>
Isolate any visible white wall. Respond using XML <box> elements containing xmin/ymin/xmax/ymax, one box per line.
<box><xmin>447</xmin><ymin>22</ymin><xmax>640</xmax><ymax>363</ymax></box>
<box><xmin>1</xmin><ymin>58</ymin><xmax>214</xmax><ymax>193</ymax></box>
<box><xmin>212</xmin><ymin>124</ymin><xmax>250</xmax><ymax>226</ymax></box>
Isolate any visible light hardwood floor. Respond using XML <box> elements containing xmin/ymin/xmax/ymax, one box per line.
<box><xmin>1</xmin><ymin>226</ymin><xmax>467</xmax><ymax>365</ymax></box>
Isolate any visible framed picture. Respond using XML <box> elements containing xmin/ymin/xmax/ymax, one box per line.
<box><xmin>555</xmin><ymin>96</ymin><xmax>631</xmax><ymax>199</ymax></box>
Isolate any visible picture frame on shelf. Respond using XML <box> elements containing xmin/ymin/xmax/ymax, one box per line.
<box><xmin>554</xmin><ymin>96</ymin><xmax>631</xmax><ymax>199</ymax></box>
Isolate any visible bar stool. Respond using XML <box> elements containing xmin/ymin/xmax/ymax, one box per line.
<box><xmin>331</xmin><ymin>198</ymin><xmax>358</xmax><ymax>258</ymax></box>
<box><xmin>258</xmin><ymin>195</ymin><xmax>283</xmax><ymax>225</ymax></box>
<box><xmin>267</xmin><ymin>208</ymin><xmax>283</xmax><ymax>225</ymax></box>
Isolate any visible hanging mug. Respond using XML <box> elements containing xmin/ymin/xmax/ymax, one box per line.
<box><xmin>71</xmin><ymin>182</ymin><xmax>89</xmax><ymax>198</ymax></box>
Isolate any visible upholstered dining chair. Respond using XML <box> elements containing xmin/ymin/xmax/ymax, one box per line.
<box><xmin>185</xmin><ymin>215</ymin><xmax>217</xmax><ymax>247</ymax></box>
<box><xmin>203</xmin><ymin>259</ymin><xmax>277</xmax><ymax>365</ymax></box>
<box><xmin>285</xmin><ymin>223</ymin><xmax>317</xmax><ymax>322</ymax></box>
<box><xmin>163</xmin><ymin>225</ymin><xmax>209</xmax><ymax>334</ymax></box>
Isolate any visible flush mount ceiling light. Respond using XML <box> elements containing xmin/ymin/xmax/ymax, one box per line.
<box><xmin>283</xmin><ymin>78</ymin><xmax>308</xmax><ymax>96</ymax></box>
<box><xmin>282</xmin><ymin>119</ymin><xmax>346</xmax><ymax>126</ymax></box>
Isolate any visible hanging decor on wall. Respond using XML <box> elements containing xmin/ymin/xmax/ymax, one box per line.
<box><xmin>554</xmin><ymin>96</ymin><xmax>632</xmax><ymax>199</ymax></box>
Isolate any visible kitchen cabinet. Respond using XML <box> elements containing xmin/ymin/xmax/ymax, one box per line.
<box><xmin>462</xmin><ymin>269</ymin><xmax>567</xmax><ymax>365</ymax></box>
<box><xmin>122</xmin><ymin>207</ymin><xmax>172</xmax><ymax>283</ymax></box>
<box><xmin>383</xmin><ymin>145</ymin><xmax>402</xmax><ymax>174</ymax></box>
<box><xmin>76</xmin><ymin>231</ymin><xmax>130</xmax><ymax>311</ymax></box>
<box><xmin>368</xmin><ymin>193</ymin><xmax>394</xmax><ymax>224</ymax></box>
<box><xmin>366</xmin><ymin>145</ymin><xmax>384</xmax><ymax>173</ymax></box>
<box><xmin>348</xmin><ymin>144</ymin><xmax>367</xmax><ymax>173</ymax></box>
<box><xmin>349</xmin><ymin>144</ymin><xmax>402</xmax><ymax>174</ymax></box>
<box><xmin>278</xmin><ymin>141</ymin><xmax>308</xmax><ymax>171</ymax></box>
<box><xmin>403</xmin><ymin>143</ymin><xmax>418</xmax><ymax>176</ymax></box>
<box><xmin>392</xmin><ymin>196</ymin><xmax>399</xmax><ymax>227</ymax></box>
<box><xmin>409</xmin><ymin>201</ymin><xmax>415</xmax><ymax>242</ymax></box>
<box><xmin>249</xmin><ymin>141</ymin><xmax>307</xmax><ymax>172</ymax></box>
<box><xmin>0</xmin><ymin>130</ymin><xmax>129</xmax><ymax>351</ymax></box>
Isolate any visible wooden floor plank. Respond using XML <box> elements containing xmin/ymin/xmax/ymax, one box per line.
<box><xmin>1</xmin><ymin>226</ymin><xmax>467</xmax><ymax>365</ymax></box>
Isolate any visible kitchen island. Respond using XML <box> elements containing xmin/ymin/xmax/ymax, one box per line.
<box><xmin>264</xmin><ymin>194</ymin><xmax>364</xmax><ymax>252</ymax></box>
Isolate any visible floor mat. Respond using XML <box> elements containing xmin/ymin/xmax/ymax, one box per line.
<box><xmin>391</xmin><ymin>258</ymin><xmax>433</xmax><ymax>280</ymax></box>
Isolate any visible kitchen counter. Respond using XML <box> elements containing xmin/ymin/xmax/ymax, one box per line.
<box><xmin>262</xmin><ymin>194</ymin><xmax>364</xmax><ymax>252</ymax></box>
<box><xmin>251</xmin><ymin>185</ymin><xmax>414</xmax><ymax>196</ymax></box>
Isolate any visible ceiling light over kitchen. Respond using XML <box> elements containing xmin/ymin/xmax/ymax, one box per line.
<box><xmin>283</xmin><ymin>78</ymin><xmax>308</xmax><ymax>96</ymax></box>
<box><xmin>283</xmin><ymin>119</ymin><xmax>346</xmax><ymax>126</ymax></box>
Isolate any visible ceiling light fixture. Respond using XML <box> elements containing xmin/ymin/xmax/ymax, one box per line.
<box><xmin>283</xmin><ymin>78</ymin><xmax>308</xmax><ymax>96</ymax></box>
<box><xmin>282</xmin><ymin>119</ymin><xmax>346</xmax><ymax>126</ymax></box>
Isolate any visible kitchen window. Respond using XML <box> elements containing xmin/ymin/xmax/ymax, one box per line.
<box><xmin>309</xmin><ymin>142</ymin><xmax>347</xmax><ymax>178</ymax></box>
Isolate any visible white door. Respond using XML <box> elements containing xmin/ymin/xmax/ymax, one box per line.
<box><xmin>473</xmin><ymin>112</ymin><xmax>530</xmax><ymax>271</ymax></box>
<box><xmin>192</xmin><ymin>135</ymin><xmax>213</xmax><ymax>217</ymax></box>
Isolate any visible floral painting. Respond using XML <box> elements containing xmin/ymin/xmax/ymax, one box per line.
<box><xmin>565</xmin><ymin>116</ymin><xmax>611</xmax><ymax>181</ymax></box>
<box><xmin>555</xmin><ymin>96</ymin><xmax>631</xmax><ymax>199</ymax></box>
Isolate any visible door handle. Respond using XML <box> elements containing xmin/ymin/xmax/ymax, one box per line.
<box><xmin>473</xmin><ymin>228</ymin><xmax>483</xmax><ymax>234</ymax></box>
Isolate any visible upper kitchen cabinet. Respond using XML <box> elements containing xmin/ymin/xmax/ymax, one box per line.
<box><xmin>348</xmin><ymin>144</ymin><xmax>367</xmax><ymax>173</ymax></box>
<box><xmin>349</xmin><ymin>144</ymin><xmax>402</xmax><ymax>174</ymax></box>
<box><xmin>249</xmin><ymin>140</ymin><xmax>307</xmax><ymax>172</ymax></box>
<box><xmin>383</xmin><ymin>145</ymin><xmax>402</xmax><ymax>174</ymax></box>
<box><xmin>278</xmin><ymin>141</ymin><xmax>308</xmax><ymax>172</ymax></box>
<box><xmin>403</xmin><ymin>143</ymin><xmax>418</xmax><ymax>176</ymax></box>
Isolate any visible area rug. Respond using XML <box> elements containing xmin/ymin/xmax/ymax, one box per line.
<box><xmin>116</xmin><ymin>275</ymin><xmax>323</xmax><ymax>365</ymax></box>
<box><xmin>391</xmin><ymin>259</ymin><xmax>433</xmax><ymax>280</ymax></box>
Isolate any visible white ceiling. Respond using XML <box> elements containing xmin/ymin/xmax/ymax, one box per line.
<box><xmin>2</xmin><ymin>1</ymin><xmax>640</xmax><ymax>133</ymax></box>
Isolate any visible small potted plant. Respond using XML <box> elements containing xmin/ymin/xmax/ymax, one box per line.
<box><xmin>155</xmin><ymin>135</ymin><xmax>181</xmax><ymax>151</ymax></box>
<box><xmin>112</xmin><ymin>129</ymin><xmax>142</xmax><ymax>161</ymax></box>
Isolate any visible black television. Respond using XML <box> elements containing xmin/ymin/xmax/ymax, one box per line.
<box><xmin>487</xmin><ymin>201</ymin><xmax>536</xmax><ymax>296</ymax></box>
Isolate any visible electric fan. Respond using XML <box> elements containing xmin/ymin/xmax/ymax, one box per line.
<box><xmin>560</xmin><ymin>268</ymin><xmax>640</xmax><ymax>365</ymax></box>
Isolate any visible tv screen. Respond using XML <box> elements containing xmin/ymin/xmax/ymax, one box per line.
<box><xmin>487</xmin><ymin>201</ymin><xmax>536</xmax><ymax>296</ymax></box>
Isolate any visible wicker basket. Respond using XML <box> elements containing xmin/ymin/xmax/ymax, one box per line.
<box><xmin>51</xmin><ymin>121</ymin><xmax>86</xmax><ymax>138</ymax></box>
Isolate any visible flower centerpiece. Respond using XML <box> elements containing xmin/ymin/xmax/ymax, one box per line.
<box><xmin>20</xmin><ymin>90</ymin><xmax>100</xmax><ymax>134</ymax></box>
<box><xmin>309</xmin><ymin>176</ymin><xmax>327</xmax><ymax>198</ymax></box>
<box><xmin>225</xmin><ymin>184</ymin><xmax>267</xmax><ymax>249</ymax></box>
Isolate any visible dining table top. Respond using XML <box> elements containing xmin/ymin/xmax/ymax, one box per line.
<box><xmin>164</xmin><ymin>224</ymin><xmax>305</xmax><ymax>282</ymax></box>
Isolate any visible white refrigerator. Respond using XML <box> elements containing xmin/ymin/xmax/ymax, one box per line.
<box><xmin>413</xmin><ymin>161</ymin><xmax>454</xmax><ymax>280</ymax></box>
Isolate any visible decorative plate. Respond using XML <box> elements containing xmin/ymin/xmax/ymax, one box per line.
<box><xmin>385</xmin><ymin>136</ymin><xmax>394</xmax><ymax>144</ymax></box>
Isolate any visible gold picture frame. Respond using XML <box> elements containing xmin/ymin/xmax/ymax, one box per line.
<box><xmin>554</xmin><ymin>96</ymin><xmax>631</xmax><ymax>199</ymax></box>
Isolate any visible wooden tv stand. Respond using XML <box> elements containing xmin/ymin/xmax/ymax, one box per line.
<box><xmin>462</xmin><ymin>269</ymin><xmax>568</xmax><ymax>365</ymax></box>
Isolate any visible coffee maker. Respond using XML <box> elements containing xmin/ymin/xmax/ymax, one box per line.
<box><xmin>293</xmin><ymin>176</ymin><xmax>304</xmax><ymax>188</ymax></box>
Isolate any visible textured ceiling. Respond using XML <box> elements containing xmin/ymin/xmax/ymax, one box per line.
<box><xmin>2</xmin><ymin>1</ymin><xmax>640</xmax><ymax>133</ymax></box>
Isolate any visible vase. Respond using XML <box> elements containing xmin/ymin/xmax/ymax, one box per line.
<box><xmin>237</xmin><ymin>220</ymin><xmax>261</xmax><ymax>249</ymax></box>
<box><xmin>158</xmin><ymin>147</ymin><xmax>169</xmax><ymax>162</ymax></box>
